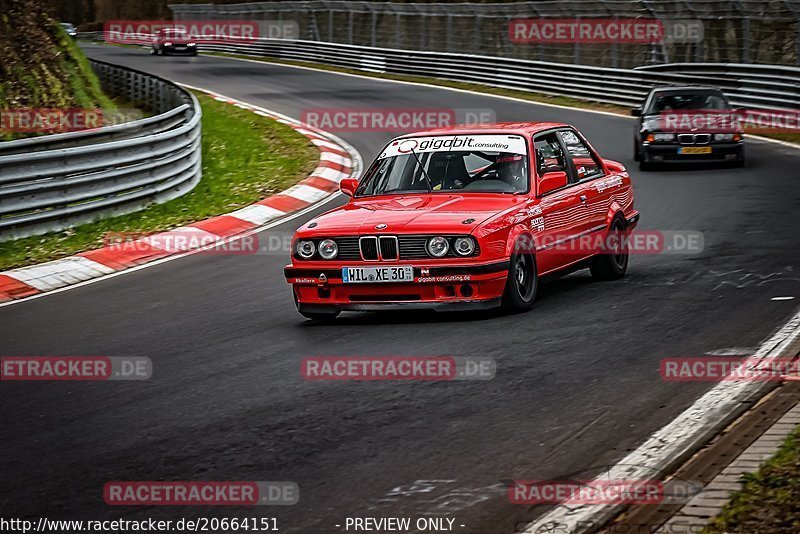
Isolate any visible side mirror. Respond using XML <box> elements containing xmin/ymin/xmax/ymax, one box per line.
<box><xmin>538</xmin><ymin>171</ymin><xmax>568</xmax><ymax>196</ymax></box>
<box><xmin>603</xmin><ymin>159</ymin><xmax>626</xmax><ymax>173</ymax></box>
<box><xmin>339</xmin><ymin>178</ymin><xmax>358</xmax><ymax>197</ymax></box>
<box><xmin>630</xmin><ymin>107</ymin><xmax>642</xmax><ymax>117</ymax></box>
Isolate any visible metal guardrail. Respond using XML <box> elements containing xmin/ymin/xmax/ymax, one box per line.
<box><xmin>0</xmin><ymin>59</ymin><xmax>202</xmax><ymax>241</ymax></box>
<box><xmin>169</xmin><ymin>0</ymin><xmax>800</xmax><ymax>67</ymax></box>
<box><xmin>174</xmin><ymin>37</ymin><xmax>799</xmax><ymax>110</ymax></box>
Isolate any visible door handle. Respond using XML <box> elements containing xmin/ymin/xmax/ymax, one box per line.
<box><xmin>579</xmin><ymin>194</ymin><xmax>588</xmax><ymax>204</ymax></box>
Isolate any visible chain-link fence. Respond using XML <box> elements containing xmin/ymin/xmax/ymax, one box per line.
<box><xmin>168</xmin><ymin>1</ymin><xmax>800</xmax><ymax>68</ymax></box>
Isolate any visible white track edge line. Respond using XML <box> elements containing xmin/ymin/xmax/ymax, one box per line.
<box><xmin>520</xmin><ymin>305</ymin><xmax>800</xmax><ymax>534</ymax></box>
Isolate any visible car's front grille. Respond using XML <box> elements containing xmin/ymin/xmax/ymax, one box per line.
<box><xmin>326</xmin><ymin>235</ymin><xmax>478</xmax><ymax>261</ymax></box>
<box><xmin>379</xmin><ymin>236</ymin><xmax>399</xmax><ymax>260</ymax></box>
<box><xmin>359</xmin><ymin>236</ymin><xmax>379</xmax><ymax>260</ymax></box>
<box><xmin>334</xmin><ymin>237</ymin><xmax>361</xmax><ymax>260</ymax></box>
<box><xmin>398</xmin><ymin>236</ymin><xmax>430</xmax><ymax>259</ymax></box>
<box><xmin>695</xmin><ymin>133</ymin><xmax>711</xmax><ymax>144</ymax></box>
<box><xmin>678</xmin><ymin>133</ymin><xmax>711</xmax><ymax>145</ymax></box>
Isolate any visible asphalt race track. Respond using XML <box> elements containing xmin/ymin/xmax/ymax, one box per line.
<box><xmin>2</xmin><ymin>43</ymin><xmax>800</xmax><ymax>533</ymax></box>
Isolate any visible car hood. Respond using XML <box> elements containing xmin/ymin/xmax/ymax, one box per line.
<box><xmin>299</xmin><ymin>194</ymin><xmax>523</xmax><ymax>235</ymax></box>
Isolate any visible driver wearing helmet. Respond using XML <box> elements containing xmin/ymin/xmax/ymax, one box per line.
<box><xmin>496</xmin><ymin>155</ymin><xmax>526</xmax><ymax>191</ymax></box>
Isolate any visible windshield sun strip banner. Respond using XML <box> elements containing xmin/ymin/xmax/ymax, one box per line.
<box><xmin>378</xmin><ymin>135</ymin><xmax>528</xmax><ymax>159</ymax></box>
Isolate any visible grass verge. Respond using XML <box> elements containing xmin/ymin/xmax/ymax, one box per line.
<box><xmin>705</xmin><ymin>425</ymin><xmax>800</xmax><ymax>533</ymax></box>
<box><xmin>205</xmin><ymin>51</ymin><xmax>800</xmax><ymax>146</ymax></box>
<box><xmin>0</xmin><ymin>90</ymin><xmax>318</xmax><ymax>271</ymax></box>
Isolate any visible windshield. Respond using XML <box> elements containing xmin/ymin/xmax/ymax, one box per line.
<box><xmin>61</xmin><ymin>23</ymin><xmax>74</xmax><ymax>30</ymax></box>
<box><xmin>645</xmin><ymin>90</ymin><xmax>730</xmax><ymax>115</ymax></box>
<box><xmin>357</xmin><ymin>134</ymin><xmax>529</xmax><ymax>196</ymax></box>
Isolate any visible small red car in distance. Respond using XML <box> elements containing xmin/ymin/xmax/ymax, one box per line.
<box><xmin>285</xmin><ymin>123</ymin><xmax>639</xmax><ymax>321</ymax></box>
<box><xmin>151</xmin><ymin>28</ymin><xmax>197</xmax><ymax>56</ymax></box>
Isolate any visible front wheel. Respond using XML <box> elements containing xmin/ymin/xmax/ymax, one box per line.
<box><xmin>734</xmin><ymin>147</ymin><xmax>746</xmax><ymax>168</ymax></box>
<box><xmin>502</xmin><ymin>238</ymin><xmax>538</xmax><ymax>312</ymax></box>
<box><xmin>591</xmin><ymin>217</ymin><xmax>629</xmax><ymax>280</ymax></box>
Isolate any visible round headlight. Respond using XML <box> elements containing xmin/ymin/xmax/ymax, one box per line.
<box><xmin>296</xmin><ymin>240</ymin><xmax>315</xmax><ymax>259</ymax></box>
<box><xmin>318</xmin><ymin>239</ymin><xmax>338</xmax><ymax>260</ymax></box>
<box><xmin>453</xmin><ymin>237</ymin><xmax>476</xmax><ymax>256</ymax></box>
<box><xmin>426</xmin><ymin>236</ymin><xmax>449</xmax><ymax>258</ymax></box>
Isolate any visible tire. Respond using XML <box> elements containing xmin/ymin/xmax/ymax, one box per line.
<box><xmin>591</xmin><ymin>217</ymin><xmax>629</xmax><ymax>281</ymax></box>
<box><xmin>633</xmin><ymin>140</ymin><xmax>641</xmax><ymax>162</ymax></box>
<box><xmin>734</xmin><ymin>146</ymin><xmax>746</xmax><ymax>168</ymax></box>
<box><xmin>150</xmin><ymin>47</ymin><xmax>157</xmax><ymax>55</ymax></box>
<box><xmin>638</xmin><ymin>145</ymin><xmax>655</xmax><ymax>171</ymax></box>
<box><xmin>501</xmin><ymin>237</ymin><xmax>538</xmax><ymax>312</ymax></box>
<box><xmin>300</xmin><ymin>311</ymin><xmax>340</xmax><ymax>322</ymax></box>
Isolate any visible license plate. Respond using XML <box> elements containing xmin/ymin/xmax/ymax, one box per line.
<box><xmin>678</xmin><ymin>147</ymin><xmax>712</xmax><ymax>154</ymax></box>
<box><xmin>342</xmin><ymin>266</ymin><xmax>414</xmax><ymax>283</ymax></box>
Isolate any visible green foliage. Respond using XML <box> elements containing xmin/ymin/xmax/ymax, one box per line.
<box><xmin>705</xmin><ymin>427</ymin><xmax>800</xmax><ymax>534</ymax></box>
<box><xmin>0</xmin><ymin>0</ymin><xmax>114</xmax><ymax>140</ymax></box>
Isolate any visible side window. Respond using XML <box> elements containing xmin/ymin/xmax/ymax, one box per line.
<box><xmin>558</xmin><ymin>130</ymin><xmax>603</xmax><ymax>182</ymax></box>
<box><xmin>533</xmin><ymin>133</ymin><xmax>567</xmax><ymax>176</ymax></box>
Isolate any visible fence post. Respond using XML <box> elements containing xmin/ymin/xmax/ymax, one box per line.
<box><xmin>348</xmin><ymin>10</ymin><xmax>354</xmax><ymax>44</ymax></box>
<box><xmin>371</xmin><ymin>9</ymin><xmax>377</xmax><ymax>48</ymax></box>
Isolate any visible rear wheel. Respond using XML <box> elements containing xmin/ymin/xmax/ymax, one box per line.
<box><xmin>502</xmin><ymin>238</ymin><xmax>538</xmax><ymax>312</ymax></box>
<box><xmin>591</xmin><ymin>217</ymin><xmax>629</xmax><ymax>280</ymax></box>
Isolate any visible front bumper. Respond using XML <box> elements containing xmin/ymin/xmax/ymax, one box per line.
<box><xmin>642</xmin><ymin>142</ymin><xmax>744</xmax><ymax>163</ymax></box>
<box><xmin>286</xmin><ymin>260</ymin><xmax>510</xmax><ymax>311</ymax></box>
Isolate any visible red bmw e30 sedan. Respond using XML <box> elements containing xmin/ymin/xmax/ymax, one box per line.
<box><xmin>284</xmin><ymin>122</ymin><xmax>639</xmax><ymax>320</ymax></box>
